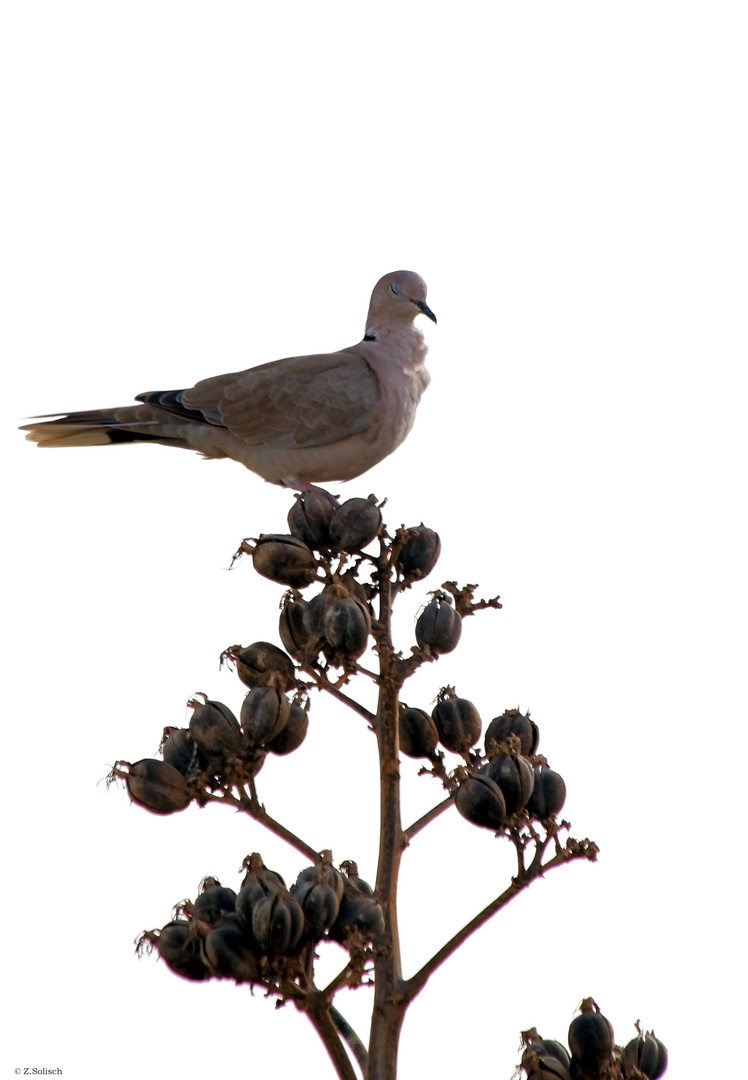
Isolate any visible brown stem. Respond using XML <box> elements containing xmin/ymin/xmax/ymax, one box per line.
<box><xmin>302</xmin><ymin>995</ymin><xmax>359</xmax><ymax>1080</ymax></box>
<box><xmin>368</xmin><ymin>547</ymin><xmax>407</xmax><ymax>1080</ymax></box>
<box><xmin>402</xmin><ymin>793</ymin><xmax>455</xmax><ymax>842</ymax></box>
<box><xmin>330</xmin><ymin>1006</ymin><xmax>368</xmax><ymax>1076</ymax></box>
<box><xmin>315</xmin><ymin>672</ymin><xmax>377</xmax><ymax>725</ymax></box>
<box><xmin>201</xmin><ymin>786</ymin><xmax>320</xmax><ymax>862</ymax></box>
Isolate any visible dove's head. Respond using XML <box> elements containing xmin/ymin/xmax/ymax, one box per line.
<box><xmin>366</xmin><ymin>271</ymin><xmax>436</xmax><ymax>336</ymax></box>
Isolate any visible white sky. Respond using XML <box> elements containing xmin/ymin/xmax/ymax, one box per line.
<box><xmin>2</xmin><ymin>3</ymin><xmax>746</xmax><ymax>1078</ymax></box>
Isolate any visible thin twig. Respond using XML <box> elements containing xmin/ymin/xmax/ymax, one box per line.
<box><xmin>301</xmin><ymin>996</ymin><xmax>359</xmax><ymax>1080</ymax></box>
<box><xmin>315</xmin><ymin>671</ymin><xmax>377</xmax><ymax>725</ymax></box>
<box><xmin>403</xmin><ymin>836</ymin><xmax>597</xmax><ymax>1002</ymax></box>
<box><xmin>201</xmin><ymin>786</ymin><xmax>320</xmax><ymax>862</ymax></box>
<box><xmin>330</xmin><ymin>1006</ymin><xmax>368</xmax><ymax>1076</ymax></box>
<box><xmin>402</xmin><ymin>794</ymin><xmax>455</xmax><ymax>842</ymax></box>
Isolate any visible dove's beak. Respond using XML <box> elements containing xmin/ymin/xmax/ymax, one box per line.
<box><xmin>415</xmin><ymin>299</ymin><xmax>437</xmax><ymax>324</ymax></box>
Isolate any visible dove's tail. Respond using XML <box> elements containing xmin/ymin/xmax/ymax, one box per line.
<box><xmin>20</xmin><ymin>407</ymin><xmax>191</xmax><ymax>449</ymax></box>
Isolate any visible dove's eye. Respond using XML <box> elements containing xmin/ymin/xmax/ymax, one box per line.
<box><xmin>389</xmin><ymin>283</ymin><xmax>401</xmax><ymax>296</ymax></box>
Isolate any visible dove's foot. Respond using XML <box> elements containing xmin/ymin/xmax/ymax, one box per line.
<box><xmin>281</xmin><ymin>477</ymin><xmax>340</xmax><ymax>504</ymax></box>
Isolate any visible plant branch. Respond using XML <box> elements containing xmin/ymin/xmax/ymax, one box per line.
<box><xmin>200</xmin><ymin>784</ymin><xmax>320</xmax><ymax>862</ymax></box>
<box><xmin>402</xmin><ymin>794</ymin><xmax>455</xmax><ymax>842</ymax></box>
<box><xmin>301</xmin><ymin>995</ymin><xmax>359</xmax><ymax>1080</ymax></box>
<box><xmin>403</xmin><ymin>833</ymin><xmax>598</xmax><ymax>1002</ymax></box>
<box><xmin>330</xmin><ymin>1006</ymin><xmax>368</xmax><ymax>1077</ymax></box>
<box><xmin>314</xmin><ymin>670</ymin><xmax>377</xmax><ymax>726</ymax></box>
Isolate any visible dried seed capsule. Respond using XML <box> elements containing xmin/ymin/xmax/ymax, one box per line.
<box><xmin>266</xmin><ymin>701</ymin><xmax>309</xmax><ymax>755</ymax></box>
<box><xmin>482</xmin><ymin>753</ymin><xmax>535</xmax><ymax>815</ymax></box>
<box><xmin>526</xmin><ymin>766</ymin><xmax>567</xmax><ymax>820</ymax></box>
<box><xmin>225</xmin><ymin>641</ymin><xmax>296</xmax><ymax>692</ymax></box>
<box><xmin>395</xmin><ymin>525</ymin><xmax>441</xmax><ymax>584</ymax></box>
<box><xmin>339</xmin><ymin>860</ymin><xmax>374</xmax><ymax>898</ymax></box>
<box><xmin>292</xmin><ymin>867</ymin><xmax>341</xmax><ymax>940</ymax></box>
<box><xmin>485</xmin><ymin>708</ymin><xmax>539</xmax><ymax>757</ymax></box>
<box><xmin>192</xmin><ymin>878</ymin><xmax>237</xmax><ymax>927</ymax></box>
<box><xmin>240</xmin><ymin>686</ymin><xmax>290</xmax><ymax>747</ymax></box>
<box><xmin>415</xmin><ymin>594</ymin><xmax>462</xmax><ymax>654</ymax></box>
<box><xmin>398</xmin><ymin>706</ymin><xmax>439</xmax><ymax>758</ymax></box>
<box><xmin>431</xmin><ymin>688</ymin><xmax>481</xmax><ymax>753</ymax></box>
<box><xmin>302</xmin><ymin>587</ymin><xmax>337</xmax><ymax>659</ymax></box>
<box><xmin>623</xmin><ymin>1032</ymin><xmax>668</xmax><ymax>1079</ymax></box>
<box><xmin>125</xmin><ymin>759</ymin><xmax>191</xmax><ymax>815</ymax></box>
<box><xmin>236</xmin><ymin>854</ymin><xmax>287</xmax><ymax>946</ymax></box>
<box><xmin>329</xmin><ymin>895</ymin><xmax>385</xmax><ymax>944</ymax></box>
<box><xmin>202</xmin><ymin>918</ymin><xmax>261</xmax><ymax>983</ymax></box>
<box><xmin>154</xmin><ymin>921</ymin><xmax>208</xmax><ymax>981</ymax></box>
<box><xmin>521</xmin><ymin>1050</ymin><xmax>572</xmax><ymax>1080</ymax></box>
<box><xmin>188</xmin><ymin>696</ymin><xmax>243</xmax><ymax>759</ymax></box>
<box><xmin>252</xmin><ymin>534</ymin><xmax>317</xmax><ymax>588</ymax></box>
<box><xmin>322</xmin><ymin>588</ymin><xmax>371</xmax><ymax>665</ymax></box>
<box><xmin>521</xmin><ymin>1031</ymin><xmax>572</xmax><ymax>1071</ymax></box>
<box><xmin>568</xmin><ymin>999</ymin><xmax>614</xmax><ymax>1080</ymax></box>
<box><xmin>239</xmin><ymin>852</ymin><xmax>287</xmax><ymax>893</ymax></box>
<box><xmin>329</xmin><ymin>496</ymin><xmax>382</xmax><ymax>552</ymax></box>
<box><xmin>279</xmin><ymin>592</ymin><xmax>311</xmax><ymax>661</ymax></box>
<box><xmin>161</xmin><ymin>727</ymin><xmax>197</xmax><ymax>775</ymax></box>
<box><xmin>251</xmin><ymin>888</ymin><xmax>304</xmax><ymax>956</ymax></box>
<box><xmin>287</xmin><ymin>491</ymin><xmax>337</xmax><ymax>550</ymax></box>
<box><xmin>455</xmin><ymin>773</ymin><xmax>507</xmax><ymax>829</ymax></box>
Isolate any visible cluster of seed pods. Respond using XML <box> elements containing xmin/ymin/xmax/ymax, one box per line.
<box><xmin>400</xmin><ymin>694</ymin><xmax>567</xmax><ymax>832</ymax></box>
<box><xmin>138</xmin><ymin>854</ymin><xmax>384</xmax><ymax>986</ymax></box>
<box><xmin>116</xmin><ymin>676</ymin><xmax>310</xmax><ymax>815</ymax></box>
<box><xmin>520</xmin><ymin>1000</ymin><xmax>668</xmax><ymax>1079</ymax></box>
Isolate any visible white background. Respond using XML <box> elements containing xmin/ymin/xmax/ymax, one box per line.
<box><xmin>2</xmin><ymin>3</ymin><xmax>746</xmax><ymax>1078</ymax></box>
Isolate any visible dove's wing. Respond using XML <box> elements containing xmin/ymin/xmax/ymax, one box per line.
<box><xmin>177</xmin><ymin>351</ymin><xmax>379</xmax><ymax>448</ymax></box>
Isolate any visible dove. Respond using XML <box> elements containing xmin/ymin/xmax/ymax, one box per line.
<box><xmin>21</xmin><ymin>270</ymin><xmax>436</xmax><ymax>492</ymax></box>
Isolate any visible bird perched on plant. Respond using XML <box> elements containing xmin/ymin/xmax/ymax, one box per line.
<box><xmin>21</xmin><ymin>270</ymin><xmax>436</xmax><ymax>493</ymax></box>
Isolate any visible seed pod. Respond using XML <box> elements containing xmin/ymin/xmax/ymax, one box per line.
<box><xmin>266</xmin><ymin>701</ymin><xmax>309</xmax><ymax>755</ymax></box>
<box><xmin>482</xmin><ymin>753</ymin><xmax>535</xmax><ymax>815</ymax></box>
<box><xmin>623</xmin><ymin>1032</ymin><xmax>668</xmax><ymax>1079</ymax></box>
<box><xmin>192</xmin><ymin>877</ymin><xmax>237</xmax><ymax>927</ymax></box>
<box><xmin>521</xmin><ymin>1033</ymin><xmax>572</xmax><ymax>1071</ymax></box>
<box><xmin>236</xmin><ymin>854</ymin><xmax>287</xmax><ymax>945</ymax></box>
<box><xmin>521</xmin><ymin>1050</ymin><xmax>572</xmax><ymax>1080</ymax></box>
<box><xmin>432</xmin><ymin>688</ymin><xmax>482</xmax><ymax>753</ymax></box>
<box><xmin>322</xmin><ymin>587</ymin><xmax>371</xmax><ymax>665</ymax></box>
<box><xmin>161</xmin><ymin>727</ymin><xmax>197</xmax><ymax>775</ymax></box>
<box><xmin>395</xmin><ymin>525</ymin><xmax>441</xmax><ymax>584</ymax></box>
<box><xmin>329</xmin><ymin>895</ymin><xmax>385</xmax><ymax>944</ymax></box>
<box><xmin>202</xmin><ymin>917</ymin><xmax>261</xmax><ymax>983</ymax></box>
<box><xmin>239</xmin><ymin>852</ymin><xmax>287</xmax><ymax>893</ymax></box>
<box><xmin>279</xmin><ymin>592</ymin><xmax>311</xmax><ymax>661</ymax></box>
<box><xmin>398</xmin><ymin>706</ymin><xmax>439</xmax><ymax>758</ymax></box>
<box><xmin>252</xmin><ymin>534</ymin><xmax>317</xmax><ymax>588</ymax></box>
<box><xmin>485</xmin><ymin>708</ymin><xmax>539</xmax><ymax>757</ymax></box>
<box><xmin>125</xmin><ymin>759</ymin><xmax>191</xmax><ymax>815</ymax></box>
<box><xmin>188</xmin><ymin>697</ymin><xmax>243</xmax><ymax>759</ymax></box>
<box><xmin>455</xmin><ymin>773</ymin><xmax>507</xmax><ymax>829</ymax></box>
<box><xmin>526</xmin><ymin>766</ymin><xmax>567</xmax><ymax>820</ymax></box>
<box><xmin>568</xmin><ymin>999</ymin><xmax>614</xmax><ymax>1080</ymax></box>
<box><xmin>225</xmin><ymin>641</ymin><xmax>296</xmax><ymax>692</ymax></box>
<box><xmin>154</xmin><ymin>921</ymin><xmax>208</xmax><ymax>981</ymax></box>
<box><xmin>302</xmin><ymin>587</ymin><xmax>337</xmax><ymax>659</ymax></box>
<box><xmin>240</xmin><ymin>686</ymin><xmax>291</xmax><ymax>747</ymax></box>
<box><xmin>329</xmin><ymin>496</ymin><xmax>382</xmax><ymax>552</ymax></box>
<box><xmin>415</xmin><ymin>594</ymin><xmax>462</xmax><ymax>654</ymax></box>
<box><xmin>295</xmin><ymin>856</ymin><xmax>345</xmax><ymax>901</ymax></box>
<box><xmin>251</xmin><ymin>888</ymin><xmax>304</xmax><ymax>956</ymax></box>
<box><xmin>339</xmin><ymin>860</ymin><xmax>374</xmax><ymax>898</ymax></box>
<box><xmin>292</xmin><ymin>867</ymin><xmax>341</xmax><ymax>939</ymax></box>
<box><xmin>287</xmin><ymin>491</ymin><xmax>337</xmax><ymax>550</ymax></box>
